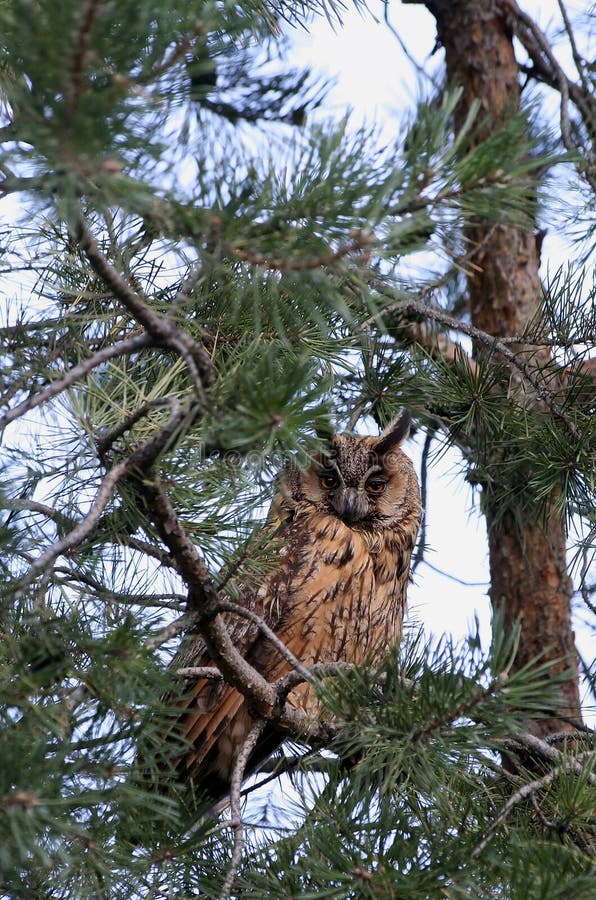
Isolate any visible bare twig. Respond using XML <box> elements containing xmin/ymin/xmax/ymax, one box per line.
<box><xmin>219</xmin><ymin>719</ymin><xmax>265</xmax><ymax>900</ymax></box>
<box><xmin>169</xmin><ymin>265</ymin><xmax>205</xmax><ymax>319</ymax></box>
<box><xmin>0</xmin><ymin>332</ymin><xmax>151</xmax><ymax>428</ymax></box>
<box><xmin>96</xmin><ymin>396</ymin><xmax>180</xmax><ymax>457</ymax></box>
<box><xmin>0</xmin><ymin>498</ymin><xmax>65</xmax><ymax>522</ymax></box>
<box><xmin>502</xmin><ymin>0</ymin><xmax>596</xmax><ymax>191</ymax></box>
<box><xmin>216</xmin><ymin>600</ymin><xmax>313</xmax><ymax>683</ymax></box>
<box><xmin>176</xmin><ymin>666</ymin><xmax>223</xmax><ymax>680</ymax></box>
<box><xmin>144</xmin><ymin>612</ymin><xmax>200</xmax><ymax>651</ymax></box>
<box><xmin>346</xmin><ymin>403</ymin><xmax>365</xmax><ymax>432</ymax></box>
<box><xmin>555</xmin><ymin>0</ymin><xmax>593</xmax><ymax>104</ymax></box>
<box><xmin>274</xmin><ymin>661</ymin><xmax>357</xmax><ymax>698</ymax></box>
<box><xmin>411</xmin><ymin>427</ymin><xmax>433</xmax><ymax>573</ymax></box>
<box><xmin>52</xmin><ymin>566</ymin><xmax>186</xmax><ymax>610</ymax></box>
<box><xmin>382</xmin><ymin>0</ymin><xmax>441</xmax><ymax>91</ymax></box>
<box><xmin>507</xmin><ymin>730</ymin><xmax>596</xmax><ymax>783</ymax></box>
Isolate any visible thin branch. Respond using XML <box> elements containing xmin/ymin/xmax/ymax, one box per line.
<box><xmin>139</xmin><ymin>474</ymin><xmax>218</xmax><ymax>605</ymax></box>
<box><xmin>223</xmin><ymin>230</ymin><xmax>372</xmax><ymax>273</ymax></box>
<box><xmin>471</xmin><ymin>766</ymin><xmax>559</xmax><ymax>858</ymax></box>
<box><xmin>274</xmin><ymin>661</ymin><xmax>357</xmax><ymax>698</ymax></box>
<box><xmin>176</xmin><ymin>666</ymin><xmax>223</xmax><ymax>680</ymax></box>
<box><xmin>507</xmin><ymin>730</ymin><xmax>596</xmax><ymax>783</ymax></box>
<box><xmin>0</xmin><ymin>498</ymin><xmax>65</xmax><ymax>523</ymax></box>
<box><xmin>366</xmin><ymin>287</ymin><xmax>580</xmax><ymax>438</ymax></box>
<box><xmin>66</xmin><ymin>0</ymin><xmax>102</xmax><ymax>116</ymax></box>
<box><xmin>17</xmin><ymin>398</ymin><xmax>187</xmax><ymax>592</ymax></box>
<box><xmin>555</xmin><ymin>0</ymin><xmax>593</xmax><ymax>106</ymax></box>
<box><xmin>75</xmin><ymin>213</ymin><xmax>216</xmax><ymax>400</ymax></box>
<box><xmin>51</xmin><ymin>566</ymin><xmax>186</xmax><ymax>610</ymax></box>
<box><xmin>96</xmin><ymin>396</ymin><xmax>178</xmax><ymax>457</ymax></box>
<box><xmin>216</xmin><ymin>600</ymin><xmax>313</xmax><ymax>683</ymax></box>
<box><xmin>140</xmin><ymin>475</ymin><xmax>279</xmax><ymax>717</ymax></box>
<box><xmin>0</xmin><ymin>332</ymin><xmax>151</xmax><ymax>428</ymax></box>
<box><xmin>144</xmin><ymin>612</ymin><xmax>199</xmax><ymax>651</ymax></box>
<box><xmin>135</xmin><ymin>25</ymin><xmax>205</xmax><ymax>86</ymax></box>
<box><xmin>381</xmin><ymin>1</ymin><xmax>441</xmax><ymax>91</ymax></box>
<box><xmin>411</xmin><ymin>427</ymin><xmax>434</xmax><ymax>573</ymax></box>
<box><xmin>346</xmin><ymin>403</ymin><xmax>365</xmax><ymax>432</ymax></box>
<box><xmin>169</xmin><ymin>265</ymin><xmax>205</xmax><ymax>319</ymax></box>
<box><xmin>422</xmin><ymin>559</ymin><xmax>489</xmax><ymax>588</ymax></box>
<box><xmin>219</xmin><ymin>719</ymin><xmax>265</xmax><ymax>900</ymax></box>
<box><xmin>502</xmin><ymin>0</ymin><xmax>596</xmax><ymax>191</ymax></box>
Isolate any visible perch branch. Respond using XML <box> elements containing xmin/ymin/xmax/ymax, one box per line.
<box><xmin>140</xmin><ymin>475</ymin><xmax>279</xmax><ymax>716</ymax></box>
<box><xmin>216</xmin><ymin>600</ymin><xmax>313</xmax><ymax>683</ymax></box>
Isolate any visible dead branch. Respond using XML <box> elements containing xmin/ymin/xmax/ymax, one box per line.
<box><xmin>471</xmin><ymin>766</ymin><xmax>559</xmax><ymax>858</ymax></box>
<box><xmin>176</xmin><ymin>666</ymin><xmax>223</xmax><ymax>680</ymax></box>
<box><xmin>144</xmin><ymin>613</ymin><xmax>200</xmax><ymax>651</ymax></box>
<box><xmin>219</xmin><ymin>719</ymin><xmax>266</xmax><ymax>900</ymax></box>
<box><xmin>507</xmin><ymin>730</ymin><xmax>596</xmax><ymax>783</ymax></box>
<box><xmin>216</xmin><ymin>599</ymin><xmax>313</xmax><ymax>682</ymax></box>
<box><xmin>501</xmin><ymin>0</ymin><xmax>596</xmax><ymax>192</ymax></box>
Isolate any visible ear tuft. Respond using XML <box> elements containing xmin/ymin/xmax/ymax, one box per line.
<box><xmin>374</xmin><ymin>409</ymin><xmax>411</xmax><ymax>456</ymax></box>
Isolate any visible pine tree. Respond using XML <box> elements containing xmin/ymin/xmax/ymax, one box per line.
<box><xmin>0</xmin><ymin>1</ymin><xmax>594</xmax><ymax>897</ymax></box>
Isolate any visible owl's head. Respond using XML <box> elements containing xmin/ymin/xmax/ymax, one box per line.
<box><xmin>281</xmin><ymin>410</ymin><xmax>420</xmax><ymax>529</ymax></box>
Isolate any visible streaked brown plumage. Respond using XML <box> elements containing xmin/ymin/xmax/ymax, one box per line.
<box><xmin>170</xmin><ymin>411</ymin><xmax>421</xmax><ymax>800</ymax></box>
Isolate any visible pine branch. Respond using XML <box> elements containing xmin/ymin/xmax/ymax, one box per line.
<box><xmin>471</xmin><ymin>766</ymin><xmax>559</xmax><ymax>858</ymax></box>
<box><xmin>66</xmin><ymin>0</ymin><xmax>102</xmax><ymax>118</ymax></box>
<box><xmin>75</xmin><ymin>214</ymin><xmax>216</xmax><ymax>400</ymax></box>
<box><xmin>0</xmin><ymin>332</ymin><xmax>151</xmax><ymax>428</ymax></box>
<box><xmin>367</xmin><ymin>285</ymin><xmax>580</xmax><ymax>438</ymax></box>
<box><xmin>16</xmin><ymin>396</ymin><xmax>189</xmax><ymax>592</ymax></box>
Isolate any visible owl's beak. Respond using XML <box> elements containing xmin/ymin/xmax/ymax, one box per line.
<box><xmin>332</xmin><ymin>487</ymin><xmax>366</xmax><ymax>524</ymax></box>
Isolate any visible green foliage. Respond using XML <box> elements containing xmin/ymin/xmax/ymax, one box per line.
<box><xmin>169</xmin><ymin>623</ymin><xmax>593</xmax><ymax>899</ymax></box>
<box><xmin>0</xmin><ymin>0</ymin><xmax>594</xmax><ymax>897</ymax></box>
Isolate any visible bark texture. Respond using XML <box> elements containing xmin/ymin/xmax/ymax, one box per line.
<box><xmin>417</xmin><ymin>0</ymin><xmax>581</xmax><ymax>732</ymax></box>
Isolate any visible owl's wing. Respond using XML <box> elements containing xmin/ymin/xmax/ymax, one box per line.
<box><xmin>167</xmin><ymin>610</ymin><xmax>259</xmax><ymax>789</ymax></box>
<box><xmin>163</xmin><ymin>498</ymin><xmax>297</xmax><ymax>795</ymax></box>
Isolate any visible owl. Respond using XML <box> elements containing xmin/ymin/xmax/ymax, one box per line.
<box><xmin>168</xmin><ymin>410</ymin><xmax>421</xmax><ymax>801</ymax></box>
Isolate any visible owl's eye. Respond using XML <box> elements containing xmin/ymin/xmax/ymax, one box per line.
<box><xmin>365</xmin><ymin>479</ymin><xmax>387</xmax><ymax>495</ymax></box>
<box><xmin>320</xmin><ymin>473</ymin><xmax>339</xmax><ymax>490</ymax></box>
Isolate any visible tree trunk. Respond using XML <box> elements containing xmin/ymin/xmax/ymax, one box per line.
<box><xmin>409</xmin><ymin>0</ymin><xmax>581</xmax><ymax>733</ymax></box>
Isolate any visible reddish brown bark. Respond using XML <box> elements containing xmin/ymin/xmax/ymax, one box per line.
<box><xmin>409</xmin><ymin>0</ymin><xmax>581</xmax><ymax>732</ymax></box>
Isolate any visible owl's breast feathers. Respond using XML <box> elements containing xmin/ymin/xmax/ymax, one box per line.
<box><xmin>169</xmin><ymin>497</ymin><xmax>420</xmax><ymax>795</ymax></box>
